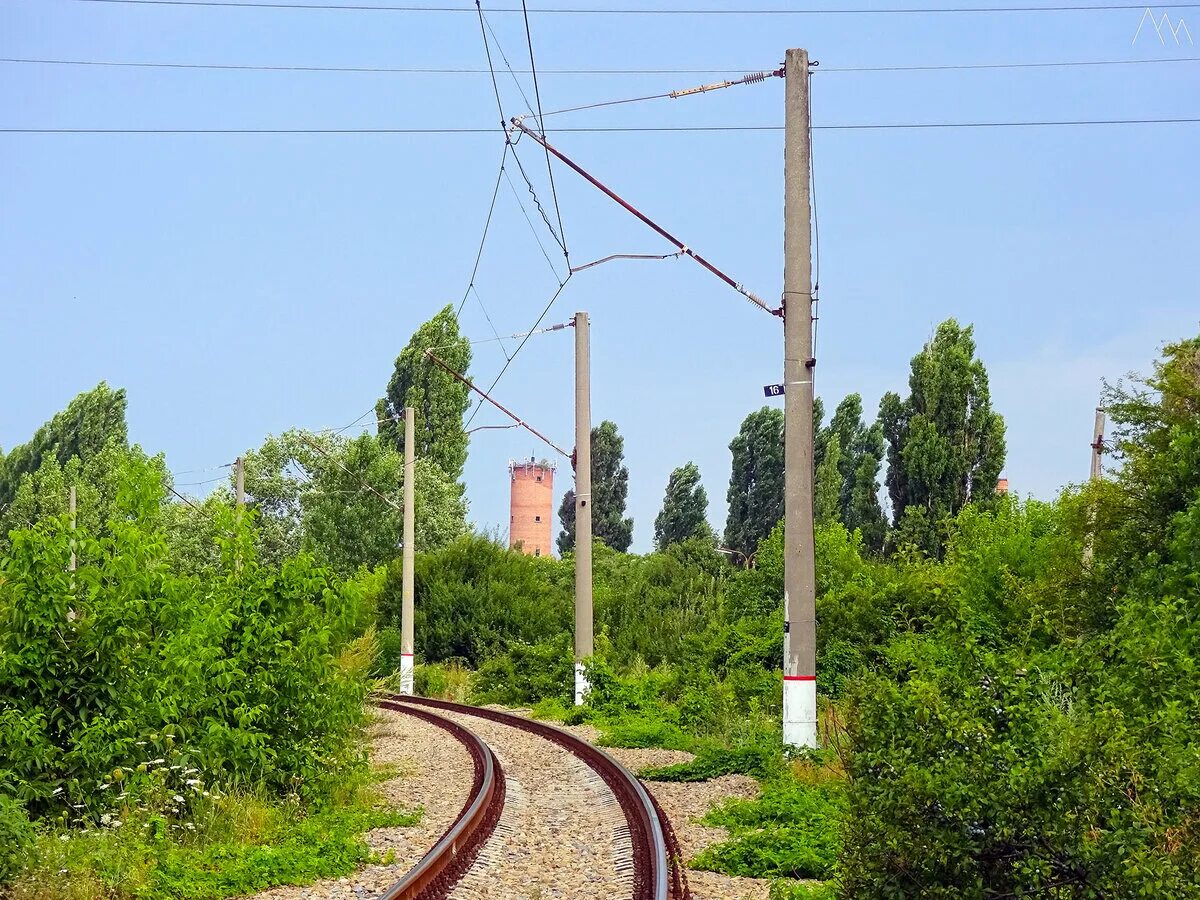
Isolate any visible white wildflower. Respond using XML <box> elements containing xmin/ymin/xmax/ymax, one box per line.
<box><xmin>173</xmin><ymin>794</ymin><xmax>185</xmax><ymax>803</ymax></box>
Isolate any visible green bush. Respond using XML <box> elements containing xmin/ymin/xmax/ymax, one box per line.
<box><xmin>641</xmin><ymin>743</ymin><xmax>781</xmax><ymax>782</ymax></box>
<box><xmin>0</xmin><ymin>455</ymin><xmax>372</xmax><ymax>822</ymax></box>
<box><xmin>691</xmin><ymin>779</ymin><xmax>845</xmax><ymax>881</ymax></box>
<box><xmin>0</xmin><ymin>795</ymin><xmax>34</xmax><ymax>881</ymax></box>
<box><xmin>469</xmin><ymin>637</ymin><xmax>574</xmax><ymax>707</ymax></box>
<box><xmin>597</xmin><ymin>719</ymin><xmax>690</xmax><ymax>751</ymax></box>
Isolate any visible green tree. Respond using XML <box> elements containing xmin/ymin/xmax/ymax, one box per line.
<box><xmin>723</xmin><ymin>407</ymin><xmax>784</xmax><ymax>557</ymax></box>
<box><xmin>880</xmin><ymin>320</ymin><xmax>1006</xmax><ymax>555</ymax></box>
<box><xmin>653</xmin><ymin>462</ymin><xmax>714</xmax><ymax>549</ymax></box>
<box><xmin>240</xmin><ymin>429</ymin><xmax>466</xmax><ymax>575</ymax></box>
<box><xmin>375</xmin><ymin>305</ymin><xmax>472</xmax><ymax>483</ymax></box>
<box><xmin>558</xmin><ymin>420</ymin><xmax>634</xmax><ymax>553</ymax></box>
<box><xmin>0</xmin><ymin>383</ymin><xmax>128</xmax><ymax>508</ymax></box>
<box><xmin>814</xmin><ymin>433</ymin><xmax>842</xmax><ymax>527</ymax></box>
<box><xmin>825</xmin><ymin>394</ymin><xmax>887</xmax><ymax>554</ymax></box>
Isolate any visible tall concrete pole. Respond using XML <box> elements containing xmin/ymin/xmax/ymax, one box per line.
<box><xmin>783</xmin><ymin>47</ymin><xmax>818</xmax><ymax>749</ymax></box>
<box><xmin>401</xmin><ymin>406</ymin><xmax>416</xmax><ymax>696</ymax></box>
<box><xmin>1090</xmin><ymin>407</ymin><xmax>1105</xmax><ymax>480</ymax></box>
<box><xmin>573</xmin><ymin>311</ymin><xmax>593</xmax><ymax>706</ymax></box>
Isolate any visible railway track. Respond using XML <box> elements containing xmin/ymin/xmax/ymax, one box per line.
<box><xmin>377</xmin><ymin>694</ymin><xmax>690</xmax><ymax>900</ymax></box>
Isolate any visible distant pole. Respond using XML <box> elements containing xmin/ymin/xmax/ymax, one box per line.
<box><xmin>574</xmin><ymin>311</ymin><xmax>593</xmax><ymax>706</ymax></box>
<box><xmin>1090</xmin><ymin>407</ymin><xmax>1105</xmax><ymax>480</ymax></box>
<box><xmin>401</xmin><ymin>406</ymin><xmax>416</xmax><ymax>696</ymax></box>
<box><xmin>234</xmin><ymin>456</ymin><xmax>245</xmax><ymax>513</ymax></box>
<box><xmin>782</xmin><ymin>47</ymin><xmax>819</xmax><ymax>749</ymax></box>
<box><xmin>68</xmin><ymin>485</ymin><xmax>77</xmax><ymax>573</ymax></box>
<box><xmin>234</xmin><ymin>456</ymin><xmax>245</xmax><ymax>571</ymax></box>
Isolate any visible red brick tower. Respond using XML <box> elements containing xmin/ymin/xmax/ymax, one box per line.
<box><xmin>509</xmin><ymin>458</ymin><xmax>555</xmax><ymax>557</ymax></box>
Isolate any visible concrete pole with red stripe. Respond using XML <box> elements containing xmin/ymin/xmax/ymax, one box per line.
<box><xmin>400</xmin><ymin>406</ymin><xmax>416</xmax><ymax>695</ymax></box>
<box><xmin>782</xmin><ymin>47</ymin><xmax>819</xmax><ymax>748</ymax></box>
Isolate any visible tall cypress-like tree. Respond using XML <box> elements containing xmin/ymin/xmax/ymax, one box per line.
<box><xmin>814</xmin><ymin>433</ymin><xmax>843</xmax><ymax>527</ymax></box>
<box><xmin>558</xmin><ymin>420</ymin><xmax>634</xmax><ymax>553</ymax></box>
<box><xmin>0</xmin><ymin>382</ymin><xmax>128</xmax><ymax>507</ymax></box>
<box><xmin>880</xmin><ymin>319</ymin><xmax>1006</xmax><ymax>555</ymax></box>
<box><xmin>654</xmin><ymin>462</ymin><xmax>713</xmax><ymax>549</ymax></box>
<box><xmin>376</xmin><ymin>305</ymin><xmax>472</xmax><ymax>484</ymax></box>
<box><xmin>823</xmin><ymin>393</ymin><xmax>887</xmax><ymax>553</ymax></box>
<box><xmin>724</xmin><ymin>407</ymin><xmax>784</xmax><ymax>557</ymax></box>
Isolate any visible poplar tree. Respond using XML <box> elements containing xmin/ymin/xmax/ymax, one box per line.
<box><xmin>723</xmin><ymin>407</ymin><xmax>784</xmax><ymax>557</ymax></box>
<box><xmin>880</xmin><ymin>319</ymin><xmax>1006</xmax><ymax>555</ymax></box>
<box><xmin>814</xmin><ymin>434</ymin><xmax>843</xmax><ymax>527</ymax></box>
<box><xmin>376</xmin><ymin>305</ymin><xmax>472</xmax><ymax>484</ymax></box>
<box><xmin>558</xmin><ymin>420</ymin><xmax>634</xmax><ymax>553</ymax></box>
<box><xmin>0</xmin><ymin>382</ymin><xmax>128</xmax><ymax>507</ymax></box>
<box><xmin>654</xmin><ymin>462</ymin><xmax>713</xmax><ymax>549</ymax></box>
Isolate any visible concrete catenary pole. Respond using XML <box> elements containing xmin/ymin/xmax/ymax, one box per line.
<box><xmin>783</xmin><ymin>47</ymin><xmax>819</xmax><ymax>749</ymax></box>
<box><xmin>574</xmin><ymin>311</ymin><xmax>593</xmax><ymax>706</ymax></box>
<box><xmin>1090</xmin><ymin>407</ymin><xmax>1106</xmax><ymax>480</ymax></box>
<box><xmin>235</xmin><ymin>456</ymin><xmax>245</xmax><ymax>513</ymax></box>
<box><xmin>68</xmin><ymin>485</ymin><xmax>77</xmax><ymax>573</ymax></box>
<box><xmin>401</xmin><ymin>406</ymin><xmax>416</xmax><ymax>695</ymax></box>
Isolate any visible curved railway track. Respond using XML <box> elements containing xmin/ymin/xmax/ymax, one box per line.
<box><xmin>377</xmin><ymin>694</ymin><xmax>690</xmax><ymax>900</ymax></box>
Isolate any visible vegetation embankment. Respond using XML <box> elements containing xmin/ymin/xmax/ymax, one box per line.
<box><xmin>2</xmin><ymin>306</ymin><xmax>1196</xmax><ymax>898</ymax></box>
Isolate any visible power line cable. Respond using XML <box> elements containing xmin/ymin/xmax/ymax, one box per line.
<box><xmin>0</xmin><ymin>55</ymin><xmax>781</xmax><ymax>75</ymax></box>
<box><xmin>503</xmin><ymin>165</ymin><xmax>564</xmax><ymax>280</ymax></box>
<box><xmin>457</xmin><ymin>142</ymin><xmax>510</xmax><ymax>316</ymax></box>
<box><xmin>64</xmin><ymin>1</ymin><xmax>1200</xmax><ymax>15</ymax></box>
<box><xmin>512</xmin><ymin>118</ymin><xmax>774</xmax><ymax>314</ymax></box>
<box><xmin>6</xmin><ymin>119</ymin><xmax>1198</xmax><ymax>133</ymax></box>
<box><xmin>821</xmin><ymin>57</ymin><xmax>1200</xmax><ymax>72</ymax></box>
<box><xmin>520</xmin><ymin>0</ymin><xmax>567</xmax><ymax>260</ymax></box>
<box><xmin>296</xmin><ymin>432</ymin><xmax>403</xmax><ymax>512</ymax></box>
<box><xmin>463</xmin><ymin>273</ymin><xmax>573</xmax><ymax>428</ymax></box>
<box><xmin>477</xmin><ymin>3</ymin><xmax>566</xmax><ymax>254</ymax></box>
<box><xmin>471</xmin><ymin>284</ymin><xmax>512</xmax><ymax>359</ymax></box>
<box><xmin>426</xmin><ymin>349</ymin><xmax>570</xmax><ymax>456</ymax></box>
<box><xmin>533</xmin><ymin>67</ymin><xmax>783</xmax><ymax>118</ymax></box>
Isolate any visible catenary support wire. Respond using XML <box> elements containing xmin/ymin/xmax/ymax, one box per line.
<box><xmin>510</xmin><ymin>118</ymin><xmax>775</xmax><ymax>315</ymax></box>
<box><xmin>425</xmin><ymin>350</ymin><xmax>570</xmax><ymax>457</ymax></box>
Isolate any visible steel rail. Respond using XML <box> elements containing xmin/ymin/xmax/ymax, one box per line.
<box><xmin>383</xmin><ymin>693</ymin><xmax>690</xmax><ymax>900</ymax></box>
<box><xmin>375</xmin><ymin>698</ymin><xmax>506</xmax><ymax>899</ymax></box>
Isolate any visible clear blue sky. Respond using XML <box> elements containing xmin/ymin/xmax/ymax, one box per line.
<box><xmin>2</xmin><ymin>1</ymin><xmax>1197</xmax><ymax>552</ymax></box>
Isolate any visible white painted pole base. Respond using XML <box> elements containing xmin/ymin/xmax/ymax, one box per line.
<box><xmin>574</xmin><ymin>662</ymin><xmax>590</xmax><ymax>707</ymax></box>
<box><xmin>783</xmin><ymin>677</ymin><xmax>818</xmax><ymax>749</ymax></box>
<box><xmin>399</xmin><ymin>653</ymin><xmax>415</xmax><ymax>696</ymax></box>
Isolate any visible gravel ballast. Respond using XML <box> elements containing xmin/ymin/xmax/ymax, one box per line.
<box><xmin>250</xmin><ymin>706</ymin><xmax>474</xmax><ymax>900</ymax></box>
<box><xmin>435</xmin><ymin>709</ymin><xmax>635</xmax><ymax>900</ymax></box>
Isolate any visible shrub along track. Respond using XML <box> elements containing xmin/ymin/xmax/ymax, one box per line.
<box><xmin>380</xmin><ymin>694</ymin><xmax>691</xmax><ymax>900</ymax></box>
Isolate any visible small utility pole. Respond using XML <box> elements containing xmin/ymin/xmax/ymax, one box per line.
<box><xmin>234</xmin><ymin>456</ymin><xmax>245</xmax><ymax>571</ymax></box>
<box><xmin>782</xmin><ymin>47</ymin><xmax>819</xmax><ymax>749</ymax></box>
<box><xmin>234</xmin><ymin>456</ymin><xmax>245</xmax><ymax>513</ymax></box>
<box><xmin>1090</xmin><ymin>407</ymin><xmax>1105</xmax><ymax>480</ymax></box>
<box><xmin>400</xmin><ymin>406</ymin><xmax>416</xmax><ymax>696</ymax></box>
<box><xmin>68</xmin><ymin>485</ymin><xmax>77</xmax><ymax>574</ymax></box>
<box><xmin>573</xmin><ymin>311</ymin><xmax>593</xmax><ymax>706</ymax></box>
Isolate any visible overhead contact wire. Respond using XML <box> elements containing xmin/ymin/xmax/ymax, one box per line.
<box><xmin>521</xmin><ymin>0</ymin><xmax>568</xmax><ymax>260</ymax></box>
<box><xmin>463</xmin><ymin>273</ymin><xmax>573</xmax><ymax>428</ymax></box>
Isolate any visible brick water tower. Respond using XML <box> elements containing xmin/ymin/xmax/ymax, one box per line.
<box><xmin>509</xmin><ymin>458</ymin><xmax>555</xmax><ymax>557</ymax></box>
